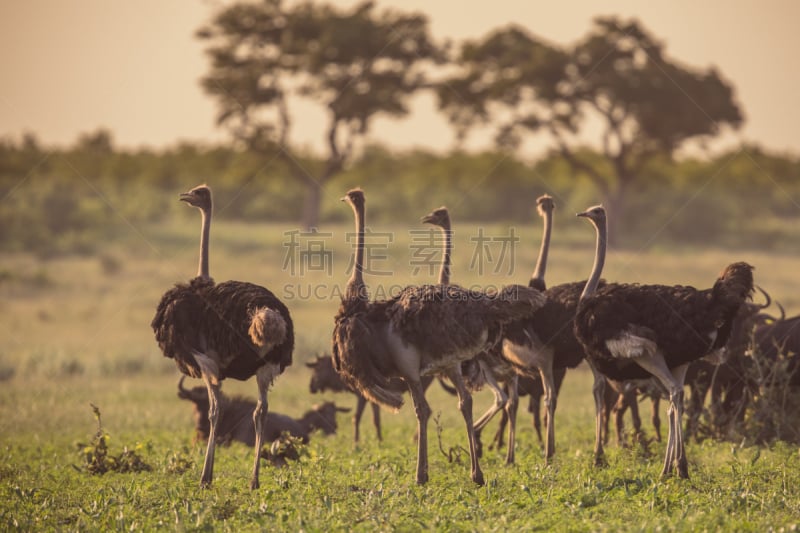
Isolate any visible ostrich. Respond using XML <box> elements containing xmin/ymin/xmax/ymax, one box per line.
<box><xmin>151</xmin><ymin>184</ymin><xmax>294</xmax><ymax>489</ymax></box>
<box><xmin>606</xmin><ymin>286</ymin><xmax>771</xmax><ymax>445</ymax></box>
<box><xmin>420</xmin><ymin>206</ymin><xmax>520</xmax><ymax>461</ymax></box>
<box><xmin>332</xmin><ymin>189</ymin><xmax>545</xmax><ymax>485</ymax></box>
<box><xmin>495</xmin><ymin>194</ymin><xmax>608</xmax><ymax>463</ymax></box>
<box><xmin>574</xmin><ymin>205</ymin><xmax>754</xmax><ymax>478</ymax></box>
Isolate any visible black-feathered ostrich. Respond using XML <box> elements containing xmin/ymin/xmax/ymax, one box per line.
<box><xmin>333</xmin><ymin>189</ymin><xmax>545</xmax><ymax>485</ymax></box>
<box><xmin>574</xmin><ymin>205</ymin><xmax>754</xmax><ymax>478</ymax></box>
<box><xmin>151</xmin><ymin>184</ymin><xmax>294</xmax><ymax>489</ymax></box>
<box><xmin>495</xmin><ymin>194</ymin><xmax>608</xmax><ymax>463</ymax></box>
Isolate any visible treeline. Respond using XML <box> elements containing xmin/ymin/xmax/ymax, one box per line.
<box><xmin>1</xmin><ymin>131</ymin><xmax>799</xmax><ymax>255</ymax></box>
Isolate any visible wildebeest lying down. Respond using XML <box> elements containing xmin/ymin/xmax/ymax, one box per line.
<box><xmin>178</xmin><ymin>376</ymin><xmax>350</xmax><ymax>447</ymax></box>
<box><xmin>306</xmin><ymin>354</ymin><xmax>443</xmax><ymax>443</ymax></box>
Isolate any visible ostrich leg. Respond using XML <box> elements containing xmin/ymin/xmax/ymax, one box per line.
<box><xmin>473</xmin><ymin>361</ymin><xmax>508</xmax><ymax>432</ymax></box>
<box><xmin>670</xmin><ymin>365</ymin><xmax>689</xmax><ymax>477</ymax></box>
<box><xmin>200</xmin><ymin>370</ymin><xmax>222</xmax><ymax>488</ymax></box>
<box><xmin>635</xmin><ymin>356</ymin><xmax>690</xmax><ymax>479</ymax></box>
<box><xmin>251</xmin><ymin>363</ymin><xmax>280</xmax><ymax>490</ymax></box>
<box><xmin>446</xmin><ymin>367</ymin><xmax>485</xmax><ymax>486</ymax></box>
<box><xmin>651</xmin><ymin>396</ymin><xmax>662</xmax><ymax>442</ymax></box>
<box><xmin>587</xmin><ymin>360</ymin><xmax>607</xmax><ymax>466</ymax></box>
<box><xmin>407</xmin><ymin>379</ymin><xmax>431</xmax><ymax>484</ymax></box>
<box><xmin>504</xmin><ymin>375</ymin><xmax>519</xmax><ymax>464</ymax></box>
<box><xmin>353</xmin><ymin>395</ymin><xmax>367</xmax><ymax>443</ymax></box>
<box><xmin>370</xmin><ymin>402</ymin><xmax>382</xmax><ymax>441</ymax></box>
<box><xmin>539</xmin><ymin>362</ymin><xmax>557</xmax><ymax>460</ymax></box>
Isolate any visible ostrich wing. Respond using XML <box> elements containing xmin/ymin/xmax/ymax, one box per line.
<box><xmin>388</xmin><ymin>284</ymin><xmax>544</xmax><ymax>357</ymax></box>
<box><xmin>333</xmin><ymin>307</ymin><xmax>404</xmax><ymax>411</ymax></box>
<box><xmin>152</xmin><ymin>277</ymin><xmax>216</xmax><ymax>378</ymax></box>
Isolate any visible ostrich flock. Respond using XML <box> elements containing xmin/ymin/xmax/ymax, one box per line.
<box><xmin>153</xmin><ymin>184</ymin><xmax>757</xmax><ymax>489</ymax></box>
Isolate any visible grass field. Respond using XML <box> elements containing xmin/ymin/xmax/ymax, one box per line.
<box><xmin>1</xmin><ymin>215</ymin><xmax>799</xmax><ymax>530</ymax></box>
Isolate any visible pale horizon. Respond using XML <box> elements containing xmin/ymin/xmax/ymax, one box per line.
<box><xmin>2</xmin><ymin>0</ymin><xmax>799</xmax><ymax>158</ymax></box>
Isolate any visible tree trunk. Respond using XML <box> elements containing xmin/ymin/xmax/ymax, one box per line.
<box><xmin>302</xmin><ymin>180</ymin><xmax>323</xmax><ymax>230</ymax></box>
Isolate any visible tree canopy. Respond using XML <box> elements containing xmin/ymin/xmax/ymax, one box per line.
<box><xmin>438</xmin><ymin>16</ymin><xmax>743</xmax><ymax>242</ymax></box>
<box><xmin>197</xmin><ymin>0</ymin><xmax>442</xmax><ymax>228</ymax></box>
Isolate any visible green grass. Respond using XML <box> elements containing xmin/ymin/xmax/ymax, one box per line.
<box><xmin>1</xmin><ymin>217</ymin><xmax>800</xmax><ymax>530</ymax></box>
<box><xmin>2</xmin><ymin>371</ymin><xmax>800</xmax><ymax>531</ymax></box>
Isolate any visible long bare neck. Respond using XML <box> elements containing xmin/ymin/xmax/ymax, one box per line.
<box><xmin>438</xmin><ymin>220</ymin><xmax>451</xmax><ymax>285</ymax></box>
<box><xmin>530</xmin><ymin>206</ymin><xmax>553</xmax><ymax>288</ymax></box>
<box><xmin>197</xmin><ymin>207</ymin><xmax>211</xmax><ymax>279</ymax></box>
<box><xmin>345</xmin><ymin>202</ymin><xmax>367</xmax><ymax>302</ymax></box>
<box><xmin>580</xmin><ymin>217</ymin><xmax>607</xmax><ymax>301</ymax></box>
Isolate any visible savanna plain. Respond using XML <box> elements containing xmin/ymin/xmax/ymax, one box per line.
<box><xmin>1</xmin><ymin>214</ymin><xmax>799</xmax><ymax>531</ymax></box>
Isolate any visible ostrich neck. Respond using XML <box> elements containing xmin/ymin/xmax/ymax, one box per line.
<box><xmin>530</xmin><ymin>208</ymin><xmax>552</xmax><ymax>287</ymax></box>
<box><xmin>580</xmin><ymin>218</ymin><xmax>607</xmax><ymax>301</ymax></box>
<box><xmin>345</xmin><ymin>202</ymin><xmax>367</xmax><ymax>301</ymax></box>
<box><xmin>438</xmin><ymin>222</ymin><xmax>451</xmax><ymax>285</ymax></box>
<box><xmin>198</xmin><ymin>208</ymin><xmax>211</xmax><ymax>279</ymax></box>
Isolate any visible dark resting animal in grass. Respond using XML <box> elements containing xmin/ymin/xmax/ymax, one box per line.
<box><xmin>178</xmin><ymin>376</ymin><xmax>349</xmax><ymax>446</ymax></box>
<box><xmin>332</xmin><ymin>188</ymin><xmax>545</xmax><ymax>485</ymax></box>
<box><xmin>151</xmin><ymin>184</ymin><xmax>294</xmax><ymax>489</ymax></box>
<box><xmin>573</xmin><ymin>204</ymin><xmax>754</xmax><ymax>478</ymax></box>
<box><xmin>306</xmin><ymin>354</ymin><xmax>441</xmax><ymax>443</ymax></box>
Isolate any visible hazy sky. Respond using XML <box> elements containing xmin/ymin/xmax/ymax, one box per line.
<box><xmin>1</xmin><ymin>0</ymin><xmax>799</xmax><ymax>156</ymax></box>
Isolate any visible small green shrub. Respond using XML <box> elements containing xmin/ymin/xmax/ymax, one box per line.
<box><xmin>76</xmin><ymin>404</ymin><xmax>151</xmax><ymax>475</ymax></box>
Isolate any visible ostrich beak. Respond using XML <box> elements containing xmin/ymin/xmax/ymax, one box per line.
<box><xmin>340</xmin><ymin>195</ymin><xmax>348</xmax><ymax>202</ymax></box>
<box><xmin>421</xmin><ymin>214</ymin><xmax>434</xmax><ymax>224</ymax></box>
<box><xmin>179</xmin><ymin>192</ymin><xmax>193</xmax><ymax>203</ymax></box>
<box><xmin>576</xmin><ymin>210</ymin><xmax>589</xmax><ymax>218</ymax></box>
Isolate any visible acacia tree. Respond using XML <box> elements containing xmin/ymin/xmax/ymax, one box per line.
<box><xmin>438</xmin><ymin>17</ymin><xmax>743</xmax><ymax>244</ymax></box>
<box><xmin>198</xmin><ymin>0</ymin><xmax>441</xmax><ymax>228</ymax></box>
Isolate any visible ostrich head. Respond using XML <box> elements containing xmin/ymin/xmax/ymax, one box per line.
<box><xmin>421</xmin><ymin>207</ymin><xmax>450</xmax><ymax>229</ymax></box>
<box><xmin>576</xmin><ymin>205</ymin><xmax>606</xmax><ymax>226</ymax></box>
<box><xmin>341</xmin><ymin>188</ymin><xmax>365</xmax><ymax>209</ymax></box>
<box><xmin>536</xmin><ymin>194</ymin><xmax>555</xmax><ymax>217</ymax></box>
<box><xmin>714</xmin><ymin>262</ymin><xmax>755</xmax><ymax>304</ymax></box>
<box><xmin>180</xmin><ymin>185</ymin><xmax>212</xmax><ymax>212</ymax></box>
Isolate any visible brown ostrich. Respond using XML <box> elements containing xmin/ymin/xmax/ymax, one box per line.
<box><xmin>152</xmin><ymin>184</ymin><xmax>294</xmax><ymax>489</ymax></box>
<box><xmin>574</xmin><ymin>205</ymin><xmax>754</xmax><ymax>478</ymax></box>
<box><xmin>332</xmin><ymin>189</ymin><xmax>545</xmax><ymax>485</ymax></box>
<box><xmin>420</xmin><ymin>206</ymin><xmax>521</xmax><ymax>462</ymax></box>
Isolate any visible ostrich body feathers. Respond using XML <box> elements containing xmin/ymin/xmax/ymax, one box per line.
<box><xmin>152</xmin><ymin>277</ymin><xmax>294</xmax><ymax>381</ymax></box>
<box><xmin>575</xmin><ymin>262</ymin><xmax>754</xmax><ymax>381</ymax></box>
<box><xmin>502</xmin><ymin>280</ymin><xmax>606</xmax><ymax>371</ymax></box>
<box><xmin>333</xmin><ymin>283</ymin><xmax>544</xmax><ymax>410</ymax></box>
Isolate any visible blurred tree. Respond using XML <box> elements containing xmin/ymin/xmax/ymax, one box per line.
<box><xmin>76</xmin><ymin>129</ymin><xmax>114</xmax><ymax>154</ymax></box>
<box><xmin>197</xmin><ymin>0</ymin><xmax>442</xmax><ymax>228</ymax></box>
<box><xmin>438</xmin><ymin>17</ymin><xmax>743</xmax><ymax>244</ymax></box>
